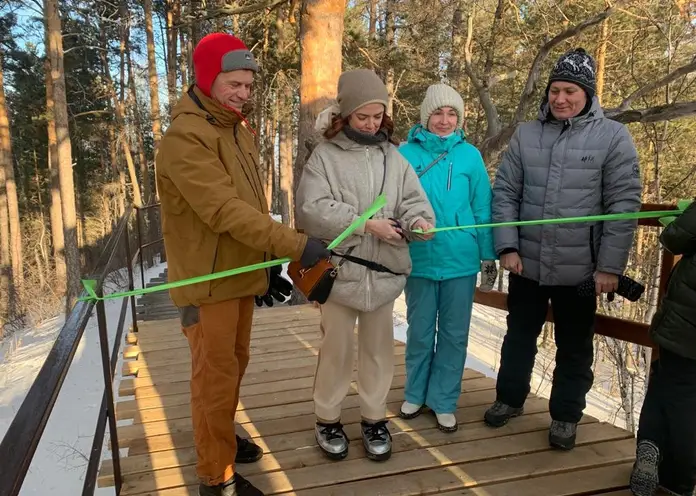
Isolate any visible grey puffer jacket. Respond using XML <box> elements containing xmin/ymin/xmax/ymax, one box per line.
<box><xmin>492</xmin><ymin>97</ymin><xmax>642</xmax><ymax>286</ymax></box>
<box><xmin>296</xmin><ymin>130</ymin><xmax>435</xmax><ymax>313</ymax></box>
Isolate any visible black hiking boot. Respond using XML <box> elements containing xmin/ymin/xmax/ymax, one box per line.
<box><xmin>483</xmin><ymin>400</ymin><xmax>524</xmax><ymax>428</ymax></box>
<box><xmin>236</xmin><ymin>435</ymin><xmax>263</xmax><ymax>463</ymax></box>
<box><xmin>549</xmin><ymin>420</ymin><xmax>577</xmax><ymax>450</ymax></box>
<box><xmin>198</xmin><ymin>474</ymin><xmax>264</xmax><ymax>496</ymax></box>
<box><xmin>629</xmin><ymin>440</ymin><xmax>660</xmax><ymax>496</ymax></box>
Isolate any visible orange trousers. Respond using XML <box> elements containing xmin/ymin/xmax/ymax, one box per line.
<box><xmin>180</xmin><ymin>297</ymin><xmax>254</xmax><ymax>486</ymax></box>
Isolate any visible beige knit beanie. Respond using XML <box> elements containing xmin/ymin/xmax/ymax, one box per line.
<box><xmin>421</xmin><ymin>83</ymin><xmax>464</xmax><ymax>128</ymax></box>
<box><xmin>337</xmin><ymin>69</ymin><xmax>389</xmax><ymax>118</ymax></box>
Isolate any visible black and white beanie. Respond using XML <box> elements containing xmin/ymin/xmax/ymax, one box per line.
<box><xmin>547</xmin><ymin>48</ymin><xmax>596</xmax><ymax>100</ymax></box>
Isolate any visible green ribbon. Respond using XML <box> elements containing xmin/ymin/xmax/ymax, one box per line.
<box><xmin>79</xmin><ymin>194</ymin><xmax>388</xmax><ymax>302</ymax></box>
<box><xmin>80</xmin><ymin>196</ymin><xmax>690</xmax><ymax>302</ymax></box>
<box><xmin>412</xmin><ymin>208</ymin><xmax>685</xmax><ymax>234</ymax></box>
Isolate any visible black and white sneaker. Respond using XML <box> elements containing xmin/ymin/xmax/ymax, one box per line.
<box><xmin>483</xmin><ymin>400</ymin><xmax>524</xmax><ymax>427</ymax></box>
<box><xmin>315</xmin><ymin>421</ymin><xmax>349</xmax><ymax>460</ymax></box>
<box><xmin>629</xmin><ymin>440</ymin><xmax>660</xmax><ymax>496</ymax></box>
<box><xmin>361</xmin><ymin>420</ymin><xmax>392</xmax><ymax>462</ymax></box>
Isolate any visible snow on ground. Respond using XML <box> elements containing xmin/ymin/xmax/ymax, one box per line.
<box><xmin>0</xmin><ymin>261</ymin><xmax>166</xmax><ymax>496</ymax></box>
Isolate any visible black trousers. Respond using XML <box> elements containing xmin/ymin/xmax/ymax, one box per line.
<box><xmin>638</xmin><ymin>347</ymin><xmax>696</xmax><ymax>494</ymax></box>
<box><xmin>496</xmin><ymin>274</ymin><xmax>596</xmax><ymax>423</ymax></box>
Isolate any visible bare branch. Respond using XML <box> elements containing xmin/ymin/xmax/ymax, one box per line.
<box><xmin>489</xmin><ymin>70</ymin><xmax>520</xmax><ymax>87</ymax></box>
<box><xmin>618</xmin><ymin>56</ymin><xmax>696</xmax><ymax>111</ymax></box>
<box><xmin>72</xmin><ymin>109</ymin><xmax>112</xmax><ymax>118</ymax></box>
<box><xmin>177</xmin><ymin>0</ymin><xmax>288</xmax><ymax>26</ymax></box>
<box><xmin>605</xmin><ymin>101</ymin><xmax>696</xmax><ymax>124</ymax></box>
<box><xmin>463</xmin><ymin>9</ymin><xmax>501</xmax><ymax>138</ymax></box>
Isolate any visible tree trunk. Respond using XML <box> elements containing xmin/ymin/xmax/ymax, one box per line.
<box><xmin>595</xmin><ymin>16</ymin><xmax>610</xmax><ymax>105</ymax></box>
<box><xmin>0</xmin><ymin>121</ymin><xmax>10</xmax><ymax>323</ymax></box>
<box><xmin>448</xmin><ymin>2</ymin><xmax>464</xmax><ymax>90</ymax></box>
<box><xmin>178</xmin><ymin>0</ymin><xmax>189</xmax><ymax>90</ymax></box>
<box><xmin>278</xmin><ymin>92</ymin><xmax>294</xmax><ymax>226</ymax></box>
<box><xmin>101</xmin><ymin>25</ymin><xmax>142</xmax><ymax>207</ymax></box>
<box><xmin>263</xmin><ymin>112</ymin><xmax>275</xmax><ymax>211</ymax></box>
<box><xmin>294</xmin><ymin>0</ymin><xmax>345</xmax><ymax>193</ymax></box>
<box><xmin>128</xmin><ymin>52</ymin><xmax>151</xmax><ymax>206</ymax></box>
<box><xmin>368</xmin><ymin>0</ymin><xmax>377</xmax><ymax>40</ymax></box>
<box><xmin>44</xmin><ymin>59</ymin><xmax>66</xmax><ymax>294</ymax></box>
<box><xmin>166</xmin><ymin>0</ymin><xmax>178</xmax><ymax>110</ymax></box>
<box><xmin>144</xmin><ymin>0</ymin><xmax>163</xmax><ymax>179</ymax></box>
<box><xmin>277</xmin><ymin>8</ymin><xmax>294</xmax><ymax>225</ymax></box>
<box><xmin>0</xmin><ymin>51</ymin><xmax>23</xmax><ymax>301</ymax></box>
<box><xmin>45</xmin><ymin>0</ymin><xmax>82</xmax><ymax>311</ymax></box>
<box><xmin>384</xmin><ymin>0</ymin><xmax>396</xmax><ymax>116</ymax></box>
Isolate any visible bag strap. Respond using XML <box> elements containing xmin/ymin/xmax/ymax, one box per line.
<box><xmin>417</xmin><ymin>151</ymin><xmax>448</xmax><ymax>178</ymax></box>
<box><xmin>331</xmin><ymin>250</ymin><xmax>404</xmax><ymax>276</ymax></box>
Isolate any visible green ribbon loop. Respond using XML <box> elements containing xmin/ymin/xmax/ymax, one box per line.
<box><xmin>79</xmin><ymin>194</ymin><xmax>387</xmax><ymax>303</ymax></box>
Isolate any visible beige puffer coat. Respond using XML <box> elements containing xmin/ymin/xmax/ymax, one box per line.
<box><xmin>296</xmin><ymin>112</ymin><xmax>435</xmax><ymax>312</ymax></box>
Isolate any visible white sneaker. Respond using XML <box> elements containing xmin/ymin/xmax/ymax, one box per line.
<box><xmin>436</xmin><ymin>413</ymin><xmax>458</xmax><ymax>432</ymax></box>
<box><xmin>399</xmin><ymin>401</ymin><xmax>422</xmax><ymax>419</ymax></box>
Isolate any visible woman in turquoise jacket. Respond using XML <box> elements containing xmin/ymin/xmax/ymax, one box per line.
<box><xmin>398</xmin><ymin>83</ymin><xmax>497</xmax><ymax>432</ymax></box>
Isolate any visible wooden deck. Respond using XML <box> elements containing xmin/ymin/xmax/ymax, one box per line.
<box><xmin>98</xmin><ymin>270</ymin><xmax>638</xmax><ymax>495</ymax></box>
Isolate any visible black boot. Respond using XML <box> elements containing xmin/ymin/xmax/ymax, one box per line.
<box><xmin>198</xmin><ymin>474</ymin><xmax>264</xmax><ymax>496</ymax></box>
<box><xmin>484</xmin><ymin>400</ymin><xmax>523</xmax><ymax>428</ymax></box>
<box><xmin>549</xmin><ymin>420</ymin><xmax>577</xmax><ymax>450</ymax></box>
<box><xmin>236</xmin><ymin>435</ymin><xmax>263</xmax><ymax>463</ymax></box>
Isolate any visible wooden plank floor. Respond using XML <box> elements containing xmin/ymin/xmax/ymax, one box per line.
<box><xmin>98</xmin><ymin>269</ymin><xmax>638</xmax><ymax>495</ymax></box>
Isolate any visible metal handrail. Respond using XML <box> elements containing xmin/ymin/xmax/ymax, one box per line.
<box><xmin>0</xmin><ymin>204</ymin><xmax>157</xmax><ymax>496</ymax></box>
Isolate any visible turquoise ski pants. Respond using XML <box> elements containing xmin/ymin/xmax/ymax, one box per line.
<box><xmin>404</xmin><ymin>275</ymin><xmax>476</xmax><ymax>414</ymax></box>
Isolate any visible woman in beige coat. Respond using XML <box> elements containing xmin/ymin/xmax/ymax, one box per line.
<box><xmin>296</xmin><ymin>69</ymin><xmax>435</xmax><ymax>462</ymax></box>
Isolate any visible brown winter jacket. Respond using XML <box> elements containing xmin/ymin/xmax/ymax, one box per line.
<box><xmin>156</xmin><ymin>86</ymin><xmax>307</xmax><ymax>307</ymax></box>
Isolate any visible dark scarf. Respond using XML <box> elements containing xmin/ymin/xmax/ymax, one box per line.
<box><xmin>343</xmin><ymin>125</ymin><xmax>389</xmax><ymax>146</ymax></box>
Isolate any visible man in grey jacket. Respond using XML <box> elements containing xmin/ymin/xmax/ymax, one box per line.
<box><xmin>487</xmin><ymin>48</ymin><xmax>642</xmax><ymax>450</ymax></box>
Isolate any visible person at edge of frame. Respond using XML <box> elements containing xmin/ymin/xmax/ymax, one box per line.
<box><xmin>397</xmin><ymin>82</ymin><xmax>498</xmax><ymax>433</ymax></box>
<box><xmin>630</xmin><ymin>199</ymin><xmax>696</xmax><ymax>496</ymax></box>
<box><xmin>155</xmin><ymin>33</ymin><xmax>330</xmax><ymax>496</ymax></box>
<box><xmin>487</xmin><ymin>47</ymin><xmax>642</xmax><ymax>450</ymax></box>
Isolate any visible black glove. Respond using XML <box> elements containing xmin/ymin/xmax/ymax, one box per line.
<box><xmin>255</xmin><ymin>265</ymin><xmax>294</xmax><ymax>307</ymax></box>
<box><xmin>300</xmin><ymin>238</ymin><xmax>331</xmax><ymax>268</ymax></box>
<box><xmin>577</xmin><ymin>274</ymin><xmax>645</xmax><ymax>302</ymax></box>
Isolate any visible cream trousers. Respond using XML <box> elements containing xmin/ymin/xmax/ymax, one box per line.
<box><xmin>313</xmin><ymin>299</ymin><xmax>395</xmax><ymax>423</ymax></box>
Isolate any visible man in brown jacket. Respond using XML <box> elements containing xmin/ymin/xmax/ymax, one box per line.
<box><xmin>156</xmin><ymin>33</ymin><xmax>329</xmax><ymax>496</ymax></box>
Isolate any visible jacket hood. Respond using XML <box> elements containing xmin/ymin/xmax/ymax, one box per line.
<box><xmin>537</xmin><ymin>95</ymin><xmax>605</xmax><ymax>125</ymax></box>
<box><xmin>407</xmin><ymin>124</ymin><xmax>466</xmax><ymax>153</ymax></box>
<box><xmin>172</xmin><ymin>86</ymin><xmax>250</xmax><ymax>128</ymax></box>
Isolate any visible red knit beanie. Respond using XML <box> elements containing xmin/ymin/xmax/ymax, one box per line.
<box><xmin>193</xmin><ymin>33</ymin><xmax>259</xmax><ymax>97</ymax></box>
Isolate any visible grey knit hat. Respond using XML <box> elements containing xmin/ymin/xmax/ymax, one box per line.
<box><xmin>421</xmin><ymin>83</ymin><xmax>464</xmax><ymax>128</ymax></box>
<box><xmin>337</xmin><ymin>69</ymin><xmax>389</xmax><ymax>118</ymax></box>
<box><xmin>548</xmin><ymin>48</ymin><xmax>596</xmax><ymax>100</ymax></box>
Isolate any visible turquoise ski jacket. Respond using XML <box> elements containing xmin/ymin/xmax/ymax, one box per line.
<box><xmin>399</xmin><ymin>125</ymin><xmax>496</xmax><ymax>280</ymax></box>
